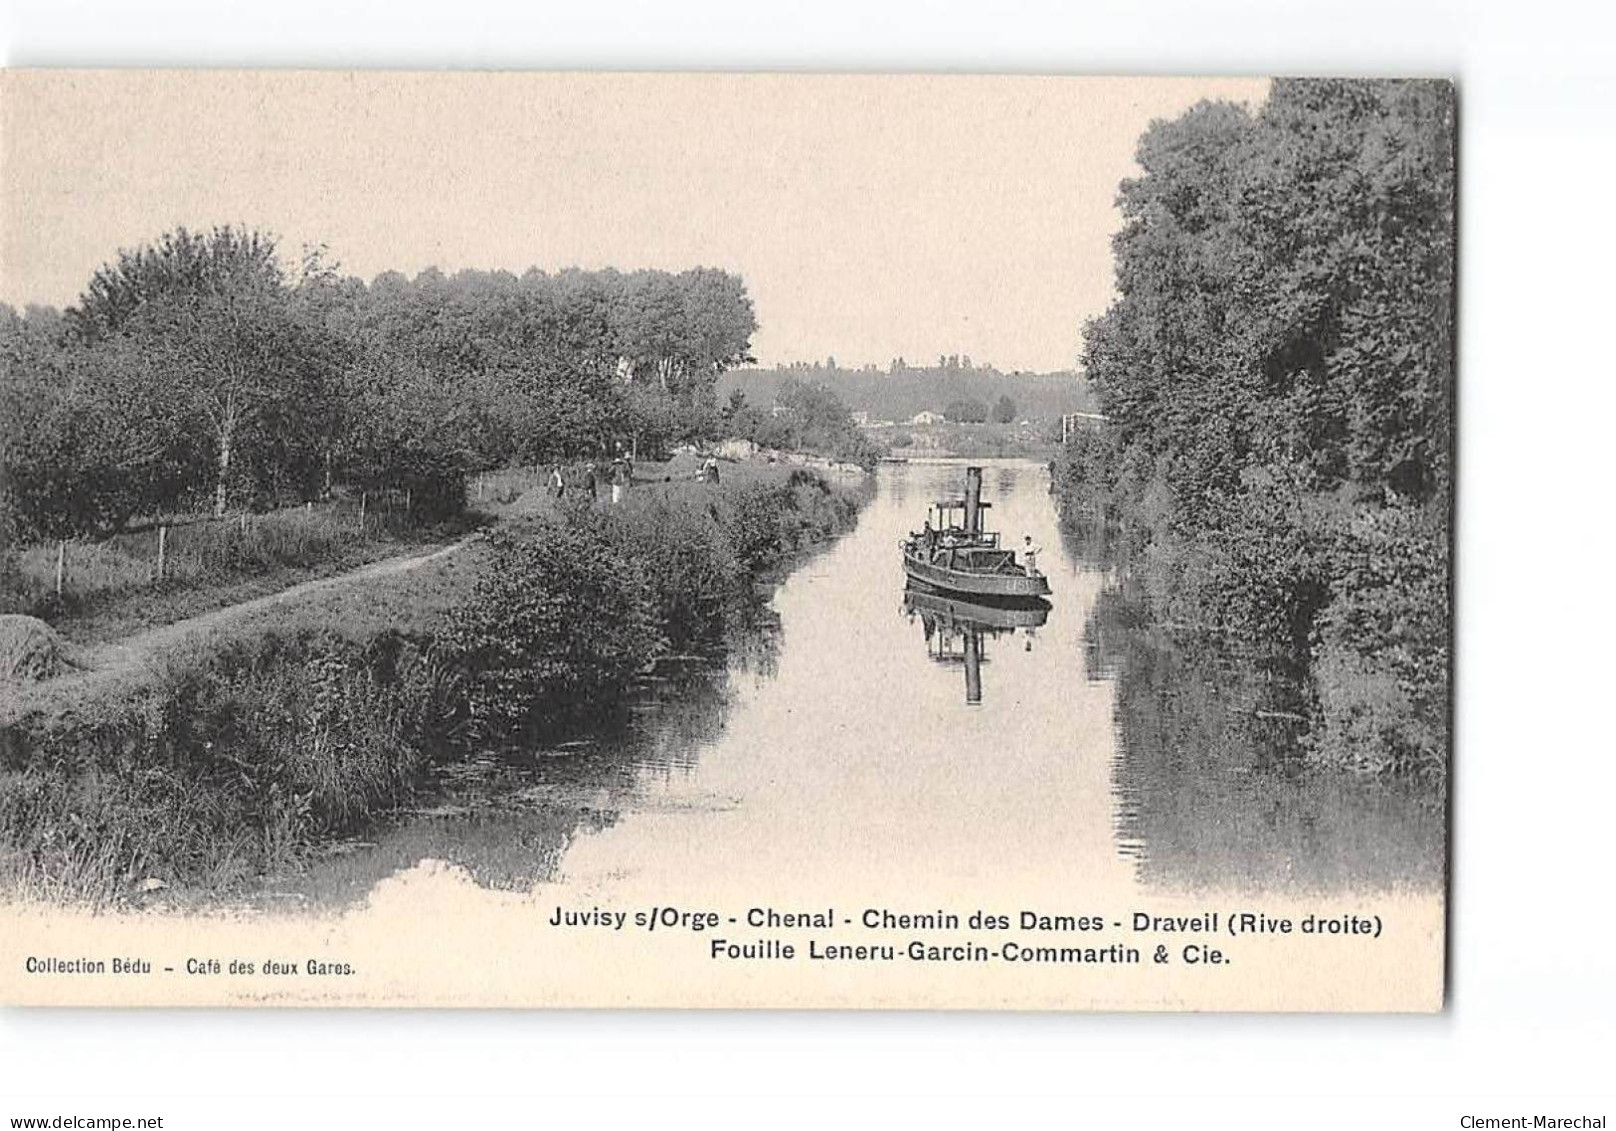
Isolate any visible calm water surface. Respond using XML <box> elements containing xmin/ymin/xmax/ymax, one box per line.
<box><xmin>272</xmin><ymin>460</ymin><xmax>1442</xmax><ymax>911</ymax></box>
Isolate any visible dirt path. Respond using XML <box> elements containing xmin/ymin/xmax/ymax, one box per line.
<box><xmin>89</xmin><ymin>536</ymin><xmax>475</xmax><ymax>667</ymax></box>
<box><xmin>3</xmin><ymin>468</ymin><xmax>588</xmax><ymax>722</ymax></box>
<box><xmin>2</xmin><ymin>535</ymin><xmax>479</xmax><ymax>722</ymax></box>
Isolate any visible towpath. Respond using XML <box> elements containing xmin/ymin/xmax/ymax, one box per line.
<box><xmin>0</xmin><ymin>535</ymin><xmax>481</xmax><ymax>724</ymax></box>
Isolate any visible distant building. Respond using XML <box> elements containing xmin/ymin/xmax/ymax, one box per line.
<box><xmin>910</xmin><ymin>410</ymin><xmax>946</xmax><ymax>425</ymax></box>
<box><xmin>850</xmin><ymin>410</ymin><xmax>870</xmax><ymax>426</ymax></box>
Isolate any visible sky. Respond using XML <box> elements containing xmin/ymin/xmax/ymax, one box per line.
<box><xmin>1</xmin><ymin>72</ymin><xmax>1269</xmax><ymax>372</ymax></box>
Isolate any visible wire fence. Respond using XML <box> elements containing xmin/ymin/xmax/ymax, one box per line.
<box><xmin>16</xmin><ymin>487</ymin><xmax>435</xmax><ymax>606</ymax></box>
<box><xmin>10</xmin><ymin>470</ymin><xmax>555</xmax><ymax>611</ymax></box>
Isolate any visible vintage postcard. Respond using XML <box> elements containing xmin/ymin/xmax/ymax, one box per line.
<box><xmin>0</xmin><ymin>72</ymin><xmax>1452</xmax><ymax>1010</ymax></box>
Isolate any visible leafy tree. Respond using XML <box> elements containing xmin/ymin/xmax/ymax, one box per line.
<box><xmin>992</xmin><ymin>394</ymin><xmax>1017</xmax><ymax>423</ymax></box>
<box><xmin>944</xmin><ymin>398</ymin><xmax>989</xmax><ymax>423</ymax></box>
<box><xmin>2</xmin><ymin>304</ymin><xmax>198</xmax><ymax>535</ymax></box>
<box><xmin>68</xmin><ymin>226</ymin><xmax>339</xmax><ymax>515</ymax></box>
<box><xmin>610</xmin><ymin>268</ymin><xmax>756</xmax><ymax>400</ymax></box>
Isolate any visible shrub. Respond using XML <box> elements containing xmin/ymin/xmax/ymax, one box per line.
<box><xmin>1308</xmin><ymin>502</ymin><xmax>1449</xmax><ymax>779</ymax></box>
<box><xmin>443</xmin><ymin>523</ymin><xmax>664</xmax><ymax>740</ymax></box>
<box><xmin>602</xmin><ymin>492</ymin><xmax>741</xmax><ymax>651</ymax></box>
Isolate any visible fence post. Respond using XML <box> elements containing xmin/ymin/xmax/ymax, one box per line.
<box><xmin>404</xmin><ymin>488</ymin><xmax>412</xmax><ymax>513</ymax></box>
<box><xmin>359</xmin><ymin>491</ymin><xmax>367</xmax><ymax>530</ymax></box>
<box><xmin>477</xmin><ymin>475</ymin><xmax>484</xmax><ymax>501</ymax></box>
<box><xmin>156</xmin><ymin>524</ymin><xmax>167</xmax><ymax>582</ymax></box>
<box><xmin>240</xmin><ymin>512</ymin><xmax>247</xmax><ymax>536</ymax></box>
<box><xmin>55</xmin><ymin>540</ymin><xmax>65</xmax><ymax>597</ymax></box>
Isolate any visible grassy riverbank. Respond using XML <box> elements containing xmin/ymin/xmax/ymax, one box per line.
<box><xmin>1</xmin><ymin>497</ymin><xmax>478</xmax><ymax>645</ymax></box>
<box><xmin>0</xmin><ymin>461</ymin><xmax>869</xmax><ymax>906</ymax></box>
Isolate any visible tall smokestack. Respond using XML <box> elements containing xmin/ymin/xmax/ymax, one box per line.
<box><xmin>964</xmin><ymin>466</ymin><xmax>983</xmax><ymax>534</ymax></box>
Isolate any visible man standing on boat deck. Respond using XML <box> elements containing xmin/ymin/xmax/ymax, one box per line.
<box><xmin>1022</xmin><ymin>534</ymin><xmax>1042</xmax><ymax>575</ymax></box>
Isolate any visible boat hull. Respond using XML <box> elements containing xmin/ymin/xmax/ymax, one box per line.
<box><xmin>903</xmin><ymin>585</ymin><xmax>1050</xmax><ymax>629</ymax></box>
<box><xmin>902</xmin><ymin>548</ymin><xmax>1051</xmax><ymax>600</ymax></box>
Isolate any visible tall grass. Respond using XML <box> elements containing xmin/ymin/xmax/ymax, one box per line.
<box><xmin>0</xmin><ymin>627</ymin><xmax>460</xmax><ymax>906</ymax></box>
<box><xmin>3</xmin><ymin>496</ymin><xmax>459</xmax><ymax>625</ymax></box>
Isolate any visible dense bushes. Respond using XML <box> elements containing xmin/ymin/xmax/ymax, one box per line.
<box><xmin>716</xmin><ymin>472</ymin><xmax>861</xmax><ymax>572</ymax></box>
<box><xmin>601</xmin><ymin>493</ymin><xmax>742</xmax><ymax>648</ymax></box>
<box><xmin>444</xmin><ymin>524</ymin><xmax>665</xmax><ymax>741</ymax></box>
<box><xmin>1309</xmin><ymin>503</ymin><xmax>1449</xmax><ymax>776</ymax></box>
<box><xmin>1057</xmin><ymin>79</ymin><xmax>1453</xmax><ymax>783</ymax></box>
<box><xmin>447</xmin><ymin>470</ymin><xmax>865</xmax><ymax>741</ymax></box>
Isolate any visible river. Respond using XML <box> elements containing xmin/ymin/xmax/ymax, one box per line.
<box><xmin>271</xmin><ymin>458</ymin><xmax>1443</xmax><ymax>915</ymax></box>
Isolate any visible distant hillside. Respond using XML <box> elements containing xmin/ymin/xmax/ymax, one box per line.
<box><xmin>716</xmin><ymin>363</ymin><xmax>1097</xmax><ymax>424</ymax></box>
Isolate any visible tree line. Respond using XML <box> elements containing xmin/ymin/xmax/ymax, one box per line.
<box><xmin>0</xmin><ymin>227</ymin><xmax>758</xmax><ymax>541</ymax></box>
<box><xmin>1057</xmin><ymin>79</ymin><xmax>1453</xmax><ymax>778</ymax></box>
<box><xmin>717</xmin><ymin>363</ymin><xmax>1094</xmax><ymax>424</ymax></box>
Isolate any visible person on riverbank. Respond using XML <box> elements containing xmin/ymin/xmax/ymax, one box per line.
<box><xmin>610</xmin><ymin>457</ymin><xmax>629</xmax><ymax>504</ymax></box>
<box><xmin>547</xmin><ymin>464</ymin><xmax>566</xmax><ymax>499</ymax></box>
<box><xmin>581</xmin><ymin>462</ymin><xmax>598</xmax><ymax>501</ymax></box>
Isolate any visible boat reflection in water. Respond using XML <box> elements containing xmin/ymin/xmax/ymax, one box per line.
<box><xmin>902</xmin><ymin>584</ymin><xmax>1050</xmax><ymax>705</ymax></box>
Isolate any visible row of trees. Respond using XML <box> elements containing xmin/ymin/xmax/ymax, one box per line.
<box><xmin>1059</xmin><ymin>79</ymin><xmax>1453</xmax><ymax>778</ymax></box>
<box><xmin>1</xmin><ymin>229</ymin><xmax>758</xmax><ymax>539</ymax></box>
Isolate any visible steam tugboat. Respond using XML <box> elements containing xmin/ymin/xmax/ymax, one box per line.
<box><xmin>901</xmin><ymin>466</ymin><xmax>1051</xmax><ymax>601</ymax></box>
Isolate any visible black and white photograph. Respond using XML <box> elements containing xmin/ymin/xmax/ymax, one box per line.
<box><xmin>0</xmin><ymin>71</ymin><xmax>1455</xmax><ymax>1012</ymax></box>
<box><xmin>7</xmin><ymin>0</ymin><xmax>1616</xmax><ymax>1118</ymax></box>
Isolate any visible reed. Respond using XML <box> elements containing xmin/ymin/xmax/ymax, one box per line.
<box><xmin>0</xmin><ymin>625</ymin><xmax>460</xmax><ymax>906</ymax></box>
